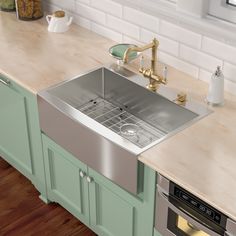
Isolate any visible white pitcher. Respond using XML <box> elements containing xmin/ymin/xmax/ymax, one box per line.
<box><xmin>46</xmin><ymin>10</ymin><xmax>73</xmax><ymax>33</ymax></box>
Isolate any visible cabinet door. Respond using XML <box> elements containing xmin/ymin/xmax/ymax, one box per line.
<box><xmin>42</xmin><ymin>134</ymin><xmax>90</xmax><ymax>225</ymax></box>
<box><xmin>88</xmin><ymin>165</ymin><xmax>156</xmax><ymax>236</ymax></box>
<box><xmin>0</xmin><ymin>80</ymin><xmax>32</xmax><ymax>174</ymax></box>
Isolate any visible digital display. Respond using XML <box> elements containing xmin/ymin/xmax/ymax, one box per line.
<box><xmin>174</xmin><ymin>187</ymin><xmax>222</xmax><ymax>224</ymax></box>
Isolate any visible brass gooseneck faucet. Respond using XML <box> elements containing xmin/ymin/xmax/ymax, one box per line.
<box><xmin>123</xmin><ymin>38</ymin><xmax>167</xmax><ymax>91</ymax></box>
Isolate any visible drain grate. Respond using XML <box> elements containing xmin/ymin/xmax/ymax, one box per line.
<box><xmin>78</xmin><ymin>97</ymin><xmax>166</xmax><ymax>148</ymax></box>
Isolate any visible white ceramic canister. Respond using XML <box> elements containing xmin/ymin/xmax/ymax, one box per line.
<box><xmin>207</xmin><ymin>66</ymin><xmax>224</xmax><ymax>106</ymax></box>
<box><xmin>46</xmin><ymin>10</ymin><xmax>73</xmax><ymax>33</ymax></box>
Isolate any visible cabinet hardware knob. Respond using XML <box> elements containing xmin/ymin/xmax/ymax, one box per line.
<box><xmin>79</xmin><ymin>171</ymin><xmax>86</xmax><ymax>178</ymax></box>
<box><xmin>86</xmin><ymin>176</ymin><xmax>93</xmax><ymax>183</ymax></box>
<box><xmin>0</xmin><ymin>78</ymin><xmax>10</xmax><ymax>86</ymax></box>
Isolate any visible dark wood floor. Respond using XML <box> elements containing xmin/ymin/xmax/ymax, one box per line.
<box><xmin>0</xmin><ymin>157</ymin><xmax>97</xmax><ymax>236</ymax></box>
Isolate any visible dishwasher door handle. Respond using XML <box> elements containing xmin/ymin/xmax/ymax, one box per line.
<box><xmin>158</xmin><ymin>189</ymin><xmax>223</xmax><ymax>236</ymax></box>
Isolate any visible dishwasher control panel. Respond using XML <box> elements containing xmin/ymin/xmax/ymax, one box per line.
<box><xmin>170</xmin><ymin>184</ymin><xmax>227</xmax><ymax>228</ymax></box>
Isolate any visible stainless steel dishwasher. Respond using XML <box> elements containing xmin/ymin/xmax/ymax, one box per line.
<box><xmin>155</xmin><ymin>173</ymin><xmax>236</xmax><ymax>236</ymax></box>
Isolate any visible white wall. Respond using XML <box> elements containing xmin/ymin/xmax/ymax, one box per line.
<box><xmin>44</xmin><ymin>0</ymin><xmax>236</xmax><ymax>95</ymax></box>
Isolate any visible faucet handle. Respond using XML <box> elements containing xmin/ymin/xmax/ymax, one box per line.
<box><xmin>162</xmin><ymin>65</ymin><xmax>168</xmax><ymax>83</ymax></box>
<box><xmin>139</xmin><ymin>55</ymin><xmax>145</xmax><ymax>74</ymax></box>
<box><xmin>140</xmin><ymin>55</ymin><xmax>144</xmax><ymax>69</ymax></box>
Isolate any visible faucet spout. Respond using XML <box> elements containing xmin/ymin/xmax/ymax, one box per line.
<box><xmin>123</xmin><ymin>38</ymin><xmax>167</xmax><ymax>92</ymax></box>
<box><xmin>123</xmin><ymin>39</ymin><xmax>158</xmax><ymax>64</ymax></box>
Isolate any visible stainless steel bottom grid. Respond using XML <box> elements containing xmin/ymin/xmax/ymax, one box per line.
<box><xmin>78</xmin><ymin>97</ymin><xmax>166</xmax><ymax>148</ymax></box>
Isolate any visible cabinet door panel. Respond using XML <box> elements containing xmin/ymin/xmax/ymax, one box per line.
<box><xmin>89</xmin><ymin>169</ymin><xmax>134</xmax><ymax>236</ymax></box>
<box><xmin>89</xmin><ymin>164</ymin><xmax>156</xmax><ymax>236</ymax></box>
<box><xmin>0</xmin><ymin>83</ymin><xmax>32</xmax><ymax>174</ymax></box>
<box><xmin>42</xmin><ymin>135</ymin><xmax>89</xmax><ymax>225</ymax></box>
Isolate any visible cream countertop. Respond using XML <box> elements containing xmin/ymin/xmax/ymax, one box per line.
<box><xmin>139</xmin><ymin>68</ymin><xmax>236</xmax><ymax>222</ymax></box>
<box><xmin>0</xmin><ymin>12</ymin><xmax>113</xmax><ymax>93</ymax></box>
<box><xmin>1</xmin><ymin>12</ymin><xmax>236</xmax><ymax>223</ymax></box>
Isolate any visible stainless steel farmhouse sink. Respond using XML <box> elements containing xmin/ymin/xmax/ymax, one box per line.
<box><xmin>37</xmin><ymin>66</ymin><xmax>211</xmax><ymax>194</ymax></box>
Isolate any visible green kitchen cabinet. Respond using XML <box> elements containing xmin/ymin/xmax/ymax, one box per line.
<box><xmin>42</xmin><ymin>134</ymin><xmax>156</xmax><ymax>236</ymax></box>
<box><xmin>42</xmin><ymin>133</ymin><xmax>90</xmax><ymax>226</ymax></box>
<box><xmin>0</xmin><ymin>74</ymin><xmax>47</xmax><ymax>200</ymax></box>
<box><xmin>88</xmin><ymin>166</ymin><xmax>156</xmax><ymax>236</ymax></box>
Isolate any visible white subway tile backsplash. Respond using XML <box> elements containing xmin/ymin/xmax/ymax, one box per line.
<box><xmin>124</xmin><ymin>7</ymin><xmax>159</xmax><ymax>33</ymax></box>
<box><xmin>91</xmin><ymin>0</ymin><xmax>122</xmax><ymax>17</ymax></box>
<box><xmin>44</xmin><ymin>0</ymin><xmax>236</xmax><ymax>95</ymax></box>
<box><xmin>159</xmin><ymin>52</ymin><xmax>199</xmax><ymax>78</ymax></box>
<box><xmin>122</xmin><ymin>35</ymin><xmax>142</xmax><ymax>46</ymax></box>
<box><xmin>140</xmin><ymin>29</ymin><xmax>179</xmax><ymax>56</ymax></box>
<box><xmin>107</xmin><ymin>15</ymin><xmax>140</xmax><ymax>39</ymax></box>
<box><xmin>73</xmin><ymin>15</ymin><xmax>91</xmax><ymax>30</ymax></box>
<box><xmin>225</xmin><ymin>78</ymin><xmax>236</xmax><ymax>95</ymax></box>
<box><xmin>199</xmin><ymin>69</ymin><xmax>211</xmax><ymax>83</ymax></box>
<box><xmin>91</xmin><ymin>23</ymin><xmax>122</xmax><ymax>42</ymax></box>
<box><xmin>46</xmin><ymin>0</ymin><xmax>75</xmax><ymax>11</ymax></box>
<box><xmin>44</xmin><ymin>2</ymin><xmax>59</xmax><ymax>13</ymax></box>
<box><xmin>160</xmin><ymin>21</ymin><xmax>202</xmax><ymax>49</ymax></box>
<box><xmin>140</xmin><ymin>28</ymin><xmax>156</xmax><ymax>43</ymax></box>
<box><xmin>76</xmin><ymin>0</ymin><xmax>90</xmax><ymax>5</ymax></box>
<box><xmin>223</xmin><ymin>62</ymin><xmax>236</xmax><ymax>83</ymax></box>
<box><xmin>180</xmin><ymin>45</ymin><xmax>222</xmax><ymax>72</ymax></box>
<box><xmin>75</xmin><ymin>3</ymin><xmax>106</xmax><ymax>25</ymax></box>
<box><xmin>202</xmin><ymin>37</ymin><xmax>236</xmax><ymax>65</ymax></box>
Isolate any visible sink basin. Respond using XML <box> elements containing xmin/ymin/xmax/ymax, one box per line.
<box><xmin>38</xmin><ymin>66</ymin><xmax>211</xmax><ymax>193</ymax></box>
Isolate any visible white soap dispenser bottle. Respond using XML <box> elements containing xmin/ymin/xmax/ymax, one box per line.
<box><xmin>207</xmin><ymin>66</ymin><xmax>224</xmax><ymax>106</ymax></box>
